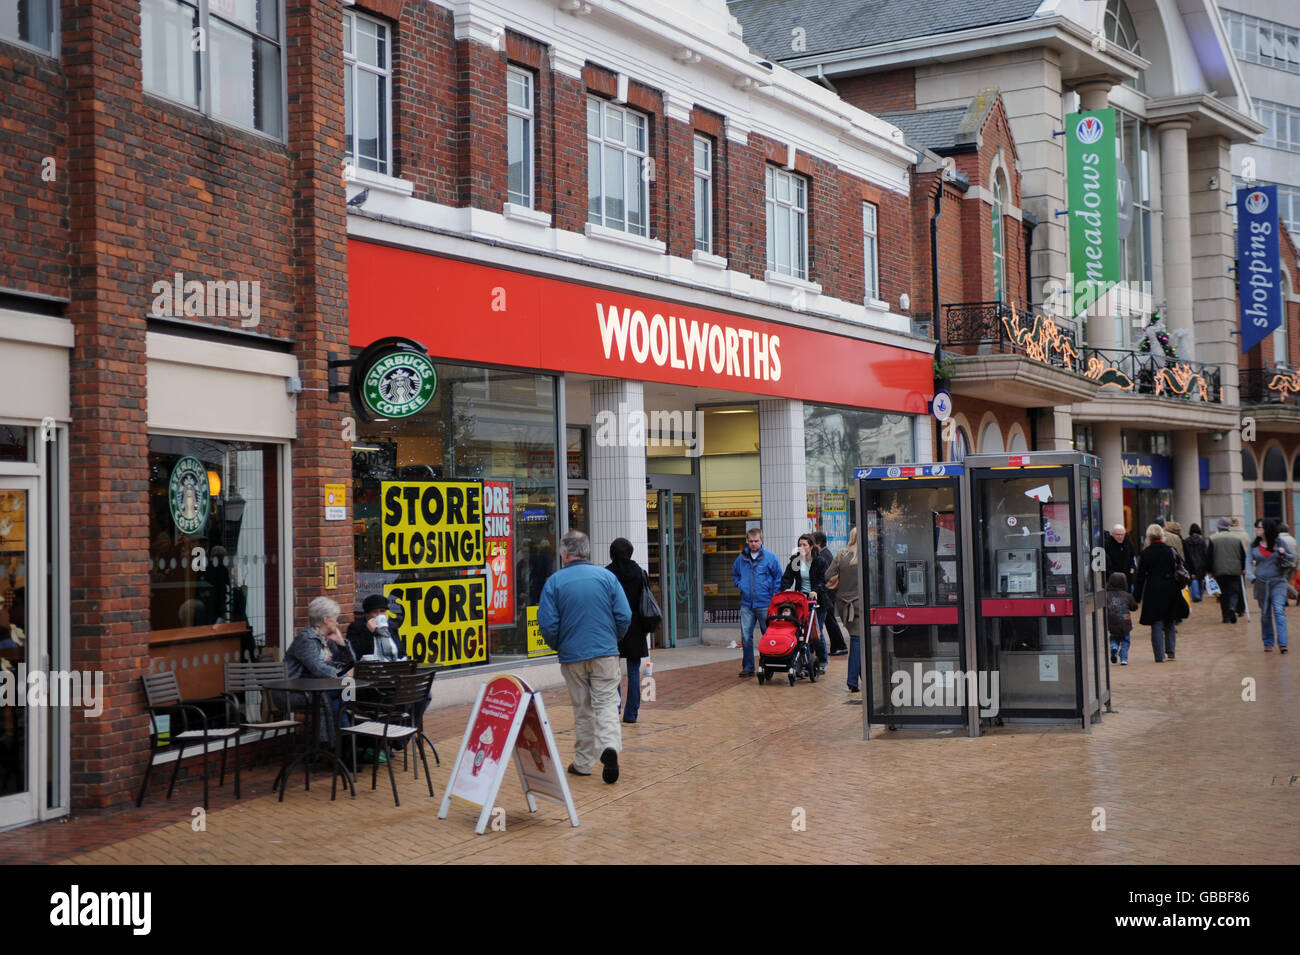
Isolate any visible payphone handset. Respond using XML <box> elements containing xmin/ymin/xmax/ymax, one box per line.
<box><xmin>895</xmin><ymin>560</ymin><xmax>928</xmax><ymax>606</ymax></box>
<box><xmin>996</xmin><ymin>548</ymin><xmax>1039</xmax><ymax>595</ymax></box>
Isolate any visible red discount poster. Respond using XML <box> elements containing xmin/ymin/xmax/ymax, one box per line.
<box><xmin>484</xmin><ymin>480</ymin><xmax>514</xmax><ymax>627</ymax></box>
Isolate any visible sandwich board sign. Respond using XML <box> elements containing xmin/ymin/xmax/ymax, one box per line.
<box><xmin>438</xmin><ymin>674</ymin><xmax>579</xmax><ymax>834</ymax></box>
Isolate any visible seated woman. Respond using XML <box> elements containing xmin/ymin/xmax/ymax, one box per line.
<box><xmin>285</xmin><ymin>596</ymin><xmax>355</xmax><ymax>741</ymax></box>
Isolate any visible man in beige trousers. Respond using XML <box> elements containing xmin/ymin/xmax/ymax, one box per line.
<box><xmin>538</xmin><ymin>530</ymin><xmax>631</xmax><ymax>784</ymax></box>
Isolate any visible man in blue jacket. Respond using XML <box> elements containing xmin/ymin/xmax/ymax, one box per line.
<box><xmin>731</xmin><ymin>527</ymin><xmax>783</xmax><ymax>678</ymax></box>
<box><xmin>539</xmin><ymin>529</ymin><xmax>632</xmax><ymax>784</ymax></box>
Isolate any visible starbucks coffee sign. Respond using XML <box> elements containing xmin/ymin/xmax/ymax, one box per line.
<box><xmin>169</xmin><ymin>455</ymin><xmax>210</xmax><ymax>536</ymax></box>
<box><xmin>353</xmin><ymin>338</ymin><xmax>437</xmax><ymax>419</ymax></box>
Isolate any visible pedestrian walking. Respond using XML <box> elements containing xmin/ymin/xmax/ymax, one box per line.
<box><xmin>1246</xmin><ymin>518</ymin><xmax>1292</xmax><ymax>653</ymax></box>
<box><xmin>1182</xmin><ymin>523</ymin><xmax>1209</xmax><ymax>602</ymax></box>
<box><xmin>605</xmin><ymin>537</ymin><xmax>652</xmax><ymax>724</ymax></box>
<box><xmin>1134</xmin><ymin>524</ymin><xmax>1188</xmax><ymax>662</ymax></box>
<box><xmin>1104</xmin><ymin>524</ymin><xmax>1137</xmax><ymax>590</ymax></box>
<box><xmin>813</xmin><ymin>531</ymin><xmax>849</xmax><ymax>655</ymax></box>
<box><xmin>538</xmin><ymin>530</ymin><xmax>631</xmax><ymax>783</ymax></box>
<box><xmin>1105</xmin><ymin>572</ymin><xmax>1138</xmax><ymax>666</ymax></box>
<box><xmin>1164</xmin><ymin>520</ymin><xmax>1184</xmax><ymax>560</ymax></box>
<box><xmin>781</xmin><ymin>533</ymin><xmax>830</xmax><ymax>670</ymax></box>
<box><xmin>827</xmin><ymin>527</ymin><xmax>864</xmax><ymax>691</ymax></box>
<box><xmin>1209</xmin><ymin>517</ymin><xmax>1247</xmax><ymax>623</ymax></box>
<box><xmin>731</xmin><ymin>527</ymin><xmax>782</xmax><ymax>678</ymax></box>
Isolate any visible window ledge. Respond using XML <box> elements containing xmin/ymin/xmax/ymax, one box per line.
<box><xmin>584</xmin><ymin>222</ymin><xmax>666</xmax><ymax>254</ymax></box>
<box><xmin>764</xmin><ymin>270</ymin><xmax>822</xmax><ymax>295</ymax></box>
<box><xmin>346</xmin><ymin>167</ymin><xmax>414</xmax><ymax>197</ymax></box>
<box><xmin>503</xmin><ymin>203</ymin><xmax>552</xmax><ymax>228</ymax></box>
<box><xmin>691</xmin><ymin>249</ymin><xmax>728</xmax><ymax>270</ymax></box>
<box><xmin>865</xmin><ymin>297</ymin><xmax>890</xmax><ymax>311</ymax></box>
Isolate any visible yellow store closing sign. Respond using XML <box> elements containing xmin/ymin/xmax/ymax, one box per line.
<box><xmin>384</xmin><ymin>577</ymin><xmax>488</xmax><ymax>666</ymax></box>
<box><xmin>526</xmin><ymin>605</ymin><xmax>555</xmax><ymax>658</ymax></box>
<box><xmin>381</xmin><ymin>480</ymin><xmax>484</xmax><ymax>571</ymax></box>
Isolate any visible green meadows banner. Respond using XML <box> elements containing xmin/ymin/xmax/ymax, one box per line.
<box><xmin>1066</xmin><ymin>109</ymin><xmax>1120</xmax><ymax>315</ymax></box>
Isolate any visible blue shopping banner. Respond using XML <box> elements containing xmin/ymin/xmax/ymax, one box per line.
<box><xmin>1238</xmin><ymin>184</ymin><xmax>1283</xmax><ymax>354</ymax></box>
<box><xmin>1121</xmin><ymin>453</ymin><xmax>1171</xmax><ymax>489</ymax></box>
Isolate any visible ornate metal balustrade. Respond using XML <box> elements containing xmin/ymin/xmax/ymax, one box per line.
<box><xmin>1240</xmin><ymin>365</ymin><xmax>1300</xmax><ymax>407</ymax></box>
<box><xmin>941</xmin><ymin>300</ymin><xmax>1081</xmax><ymax>370</ymax></box>
<box><xmin>1080</xmin><ymin>347</ymin><xmax>1223</xmax><ymax>403</ymax></box>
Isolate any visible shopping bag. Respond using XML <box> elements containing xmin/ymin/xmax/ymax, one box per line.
<box><xmin>1181</xmin><ymin>587</ymin><xmax>1191</xmax><ymax>606</ymax></box>
<box><xmin>1204</xmin><ymin>575</ymin><xmax>1221</xmax><ymax>596</ymax></box>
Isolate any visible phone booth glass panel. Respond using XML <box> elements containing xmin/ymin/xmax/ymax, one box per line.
<box><xmin>855</xmin><ymin>466</ymin><xmax>968</xmax><ymax>728</ymax></box>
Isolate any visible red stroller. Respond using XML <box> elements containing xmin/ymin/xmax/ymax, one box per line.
<box><xmin>756</xmin><ymin>591</ymin><xmax>822</xmax><ymax>685</ymax></box>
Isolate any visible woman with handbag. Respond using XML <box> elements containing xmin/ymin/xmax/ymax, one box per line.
<box><xmin>827</xmin><ymin>527</ymin><xmax>864</xmax><ymax>692</ymax></box>
<box><xmin>1134</xmin><ymin>524</ymin><xmax>1188</xmax><ymax>662</ymax></box>
<box><xmin>606</xmin><ymin>538</ymin><xmax>658</xmax><ymax>723</ymax></box>
<box><xmin>1246</xmin><ymin>518</ymin><xmax>1291</xmax><ymax>653</ymax></box>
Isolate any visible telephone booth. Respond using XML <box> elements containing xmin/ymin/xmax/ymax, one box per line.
<box><xmin>854</xmin><ymin>464</ymin><xmax>978</xmax><ymax>738</ymax></box>
<box><xmin>964</xmin><ymin>451</ymin><xmax>1110</xmax><ymax>730</ymax></box>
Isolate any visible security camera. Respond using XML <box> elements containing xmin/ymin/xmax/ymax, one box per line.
<box><xmin>1212</xmin><ymin>432</ymin><xmax>1224</xmax><ymax>442</ymax></box>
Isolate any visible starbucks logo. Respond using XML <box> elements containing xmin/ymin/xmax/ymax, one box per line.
<box><xmin>1245</xmin><ymin>191</ymin><xmax>1269</xmax><ymax>215</ymax></box>
<box><xmin>1076</xmin><ymin>116</ymin><xmax>1104</xmax><ymax>144</ymax></box>
<box><xmin>361</xmin><ymin>352</ymin><xmax>437</xmax><ymax>418</ymax></box>
<box><xmin>168</xmin><ymin>456</ymin><xmax>210</xmax><ymax>536</ymax></box>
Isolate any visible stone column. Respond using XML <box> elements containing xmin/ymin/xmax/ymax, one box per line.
<box><xmin>1189</xmin><ymin>134</ymin><xmax>1242</xmax><ymax>523</ymax></box>
<box><xmin>1158</xmin><ymin>121</ymin><xmax>1195</xmax><ymax>353</ymax></box>
<box><xmin>589</xmin><ymin>378</ymin><xmax>648</xmax><ymax>570</ymax></box>
<box><xmin>1095</xmin><ymin>422</ymin><xmax>1124</xmax><ymax>530</ymax></box>
<box><xmin>758</xmin><ymin>399</ymin><xmax>808</xmax><ymax>555</ymax></box>
<box><xmin>1173</xmin><ymin>430</ymin><xmax>1202</xmax><ymax>530</ymax></box>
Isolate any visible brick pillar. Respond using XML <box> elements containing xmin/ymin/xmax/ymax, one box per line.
<box><xmin>664</xmin><ymin>110</ymin><xmax>694</xmax><ymax>260</ymax></box>
<box><xmin>457</xmin><ymin>36</ymin><xmax>507</xmax><ymax>211</ymax></box>
<box><xmin>759</xmin><ymin>399</ymin><xmax>807</xmax><ymax>555</ymax></box>
<box><xmin>548</xmin><ymin>48</ymin><xmax>587</xmax><ymax>234</ymax></box>
<box><xmin>589</xmin><ymin>379</ymin><xmax>648</xmax><ymax>569</ymax></box>
<box><xmin>63</xmin><ymin>0</ymin><xmax>153</xmax><ymax>810</ymax></box>
<box><xmin>286</xmin><ymin>0</ymin><xmax>352</xmax><ymax>626</ymax></box>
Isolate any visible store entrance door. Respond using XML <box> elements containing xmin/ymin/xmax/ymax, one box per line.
<box><xmin>646</xmin><ymin>476</ymin><xmax>701</xmax><ymax>648</ymax></box>
<box><xmin>0</xmin><ymin>477</ymin><xmax>42</xmax><ymax>829</ymax></box>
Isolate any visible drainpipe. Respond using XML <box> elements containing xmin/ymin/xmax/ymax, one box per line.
<box><xmin>815</xmin><ymin>63</ymin><xmax>836</xmax><ymax>93</ymax></box>
<box><xmin>931</xmin><ymin>178</ymin><xmax>943</xmax><ymax>345</ymax></box>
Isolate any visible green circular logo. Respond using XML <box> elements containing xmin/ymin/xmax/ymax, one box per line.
<box><xmin>361</xmin><ymin>351</ymin><xmax>437</xmax><ymax>418</ymax></box>
<box><xmin>168</xmin><ymin>455</ymin><xmax>210</xmax><ymax>536</ymax></box>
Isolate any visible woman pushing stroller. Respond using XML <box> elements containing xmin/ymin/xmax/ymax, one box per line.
<box><xmin>781</xmin><ymin>533</ymin><xmax>830</xmax><ymax>672</ymax></box>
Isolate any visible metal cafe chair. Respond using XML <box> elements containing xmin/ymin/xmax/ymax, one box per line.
<box><xmin>223</xmin><ymin>661</ymin><xmax>302</xmax><ymax>773</ymax></box>
<box><xmin>332</xmin><ymin>668</ymin><xmax>437</xmax><ymax>806</ymax></box>
<box><xmin>137</xmin><ymin>671</ymin><xmax>242</xmax><ymax>811</ymax></box>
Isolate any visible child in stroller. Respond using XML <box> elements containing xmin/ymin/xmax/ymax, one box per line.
<box><xmin>755</xmin><ymin>590</ymin><xmax>823</xmax><ymax>685</ymax></box>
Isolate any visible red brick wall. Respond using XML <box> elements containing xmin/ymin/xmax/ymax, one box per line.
<box><xmin>392</xmin><ymin>2</ymin><xmax>458</xmax><ymax>204</ymax></box>
<box><xmin>0</xmin><ymin>39</ymin><xmax>67</xmax><ymax>297</ymax></box>
<box><xmin>836</xmin><ymin>69</ymin><xmax>916</xmax><ymax>115</ymax></box>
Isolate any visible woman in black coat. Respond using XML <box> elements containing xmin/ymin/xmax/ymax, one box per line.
<box><xmin>1133</xmin><ymin>524</ymin><xmax>1187</xmax><ymax>662</ymax></box>
<box><xmin>780</xmin><ymin>533</ymin><xmax>831</xmax><ymax>670</ymax></box>
<box><xmin>606</xmin><ymin>538</ymin><xmax>650</xmax><ymax>724</ymax></box>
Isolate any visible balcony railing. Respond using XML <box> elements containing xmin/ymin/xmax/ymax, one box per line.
<box><xmin>941</xmin><ymin>300</ymin><xmax>1081</xmax><ymax>370</ymax></box>
<box><xmin>1080</xmin><ymin>347</ymin><xmax>1223</xmax><ymax>403</ymax></box>
<box><xmin>939</xmin><ymin>300</ymin><xmax>1222</xmax><ymax>403</ymax></box>
<box><xmin>1241</xmin><ymin>364</ymin><xmax>1300</xmax><ymax>407</ymax></box>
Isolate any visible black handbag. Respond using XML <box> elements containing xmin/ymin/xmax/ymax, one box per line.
<box><xmin>639</xmin><ymin>570</ymin><xmax>663</xmax><ymax>632</ymax></box>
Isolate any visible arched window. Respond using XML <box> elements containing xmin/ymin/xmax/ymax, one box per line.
<box><xmin>1242</xmin><ymin>449</ymin><xmax>1258</xmax><ymax>482</ymax></box>
<box><xmin>947</xmin><ymin>427</ymin><xmax>969</xmax><ymax>463</ymax></box>
<box><xmin>1008</xmin><ymin>429</ymin><xmax>1029</xmax><ymax>452</ymax></box>
<box><xmin>980</xmin><ymin>420</ymin><xmax>1005</xmax><ymax>454</ymax></box>
<box><xmin>1263</xmin><ymin>447</ymin><xmax>1288</xmax><ymax>482</ymax></box>
<box><xmin>1105</xmin><ymin>0</ymin><xmax>1146</xmax><ymax>93</ymax></box>
<box><xmin>991</xmin><ymin>174</ymin><xmax>1006</xmax><ymax>302</ymax></box>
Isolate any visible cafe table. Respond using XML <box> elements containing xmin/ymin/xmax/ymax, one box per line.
<box><xmin>261</xmin><ymin>676</ymin><xmax>371</xmax><ymax>801</ymax></box>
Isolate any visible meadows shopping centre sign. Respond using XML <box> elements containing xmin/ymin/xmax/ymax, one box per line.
<box><xmin>1237</xmin><ymin>184</ymin><xmax>1283</xmax><ymax>354</ymax></box>
<box><xmin>348</xmin><ymin>240</ymin><xmax>931</xmax><ymax>413</ymax></box>
<box><xmin>1065</xmin><ymin>109</ymin><xmax>1120</xmax><ymax>315</ymax></box>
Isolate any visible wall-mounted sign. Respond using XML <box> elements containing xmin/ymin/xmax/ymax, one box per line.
<box><xmin>324</xmin><ymin>483</ymin><xmax>347</xmax><ymax>521</ymax></box>
<box><xmin>1065</xmin><ymin>109</ymin><xmax>1119</xmax><ymax>314</ymax></box>
<box><xmin>380</xmin><ymin>480</ymin><xmax>484</xmax><ymax>571</ymax></box>
<box><xmin>384</xmin><ymin>576</ymin><xmax>488</xmax><ymax>666</ymax></box>
<box><xmin>351</xmin><ymin>337</ymin><xmax>437</xmax><ymax>420</ymax></box>
<box><xmin>1238</xmin><ymin>184</ymin><xmax>1283</xmax><ymax>354</ymax></box>
<box><xmin>349</xmin><ymin>241</ymin><xmax>933</xmax><ymax>414</ymax></box>
<box><xmin>1120</xmin><ymin>453</ymin><xmax>1172</xmax><ymax>489</ymax></box>
<box><xmin>168</xmin><ymin>455</ymin><xmax>210</xmax><ymax>536</ymax></box>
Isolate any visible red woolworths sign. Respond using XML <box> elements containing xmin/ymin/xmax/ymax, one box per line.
<box><xmin>349</xmin><ymin>240</ymin><xmax>932</xmax><ymax>413</ymax></box>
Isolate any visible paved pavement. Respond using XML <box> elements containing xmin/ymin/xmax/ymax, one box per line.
<box><xmin>2</xmin><ymin>606</ymin><xmax>1297</xmax><ymax>864</ymax></box>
